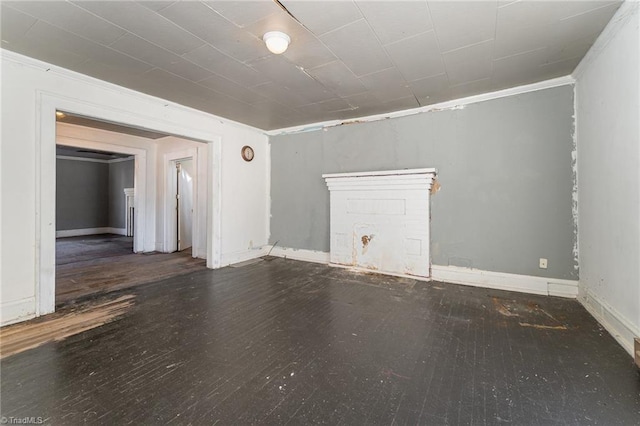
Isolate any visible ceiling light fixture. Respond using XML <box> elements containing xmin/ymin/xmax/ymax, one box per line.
<box><xmin>263</xmin><ymin>31</ymin><xmax>290</xmax><ymax>54</ymax></box>
<box><xmin>55</xmin><ymin>111</ymin><xmax>65</xmax><ymax>118</ymax></box>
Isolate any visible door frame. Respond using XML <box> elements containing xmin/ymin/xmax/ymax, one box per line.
<box><xmin>36</xmin><ymin>92</ymin><xmax>222</xmax><ymax>316</ymax></box>
<box><xmin>163</xmin><ymin>150</ymin><xmax>198</xmax><ymax>256</ymax></box>
<box><xmin>56</xmin><ymin>135</ymin><xmax>146</xmax><ymax>253</ymax></box>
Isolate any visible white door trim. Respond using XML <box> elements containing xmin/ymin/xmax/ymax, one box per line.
<box><xmin>36</xmin><ymin>91</ymin><xmax>222</xmax><ymax>316</ymax></box>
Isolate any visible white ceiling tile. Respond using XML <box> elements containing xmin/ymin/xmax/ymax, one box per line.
<box><xmin>492</xmin><ymin>47</ymin><xmax>547</xmax><ymax>88</ymax></box>
<box><xmin>241</xmin><ymin>9</ymin><xmax>315</xmax><ymax>49</ymax></box>
<box><xmin>1</xmin><ymin>37</ymin><xmax>87</xmax><ymax>70</ymax></box>
<box><xmin>183</xmin><ymin>44</ymin><xmax>270</xmax><ymax>87</ymax></box>
<box><xmin>197</xmin><ymin>73</ymin><xmax>267</xmax><ymax>104</ymax></box>
<box><xmin>24</xmin><ymin>20</ymin><xmax>153</xmax><ymax>75</ymax></box>
<box><xmin>5</xmin><ymin>1</ymin><xmax>126</xmax><ymax>46</ymax></box>
<box><xmin>249</xmin><ymin>82</ymin><xmax>311</xmax><ymax>108</ymax></box>
<box><xmin>73</xmin><ymin>59</ymin><xmax>149</xmax><ymax>89</ymax></box>
<box><xmin>496</xmin><ymin>1</ymin><xmax>566</xmax><ymax>32</ymax></box>
<box><xmin>342</xmin><ymin>91</ymin><xmax>380</xmax><ymax>108</ymax></box>
<box><xmin>242</xmin><ymin>101</ymin><xmax>303</xmax><ymax>130</ymax></box>
<box><xmin>417</xmin><ymin>91</ymin><xmax>451</xmax><ymax>107</ymax></box>
<box><xmin>428</xmin><ymin>0</ymin><xmax>497</xmax><ymax>52</ymax></box>
<box><xmin>248</xmin><ymin>54</ymin><xmax>309</xmax><ymax>85</ymax></box>
<box><xmin>359</xmin><ymin>67</ymin><xmax>413</xmax><ymax>101</ymax></box>
<box><xmin>0</xmin><ymin>5</ymin><xmax>37</xmax><ymax>41</ymax></box>
<box><xmin>130</xmin><ymin>68</ymin><xmax>235</xmax><ymax>106</ymax></box>
<box><xmin>428</xmin><ymin>1</ymin><xmax>496</xmax><ymax>24</ymax></box>
<box><xmin>279</xmin><ymin>0</ymin><xmax>363</xmax><ymax>36</ymax></box>
<box><xmin>443</xmin><ymin>40</ymin><xmax>494</xmax><ymax>86</ymax></box>
<box><xmin>544</xmin><ymin>35</ymin><xmax>595</xmax><ymax>65</ymax></box>
<box><xmin>385</xmin><ymin>30</ymin><xmax>444</xmax><ymax>81</ymax></box>
<box><xmin>494</xmin><ymin>24</ymin><xmax>551</xmax><ymax>59</ymax></box>
<box><xmin>356</xmin><ymin>95</ymin><xmax>420</xmax><ymax>117</ymax></box>
<box><xmin>158</xmin><ymin>1</ymin><xmax>266</xmax><ymax>62</ymax></box>
<box><xmin>282</xmin><ymin>37</ymin><xmax>338</xmax><ymax>70</ymax></box>
<box><xmin>74</xmin><ymin>1</ymin><xmax>205</xmax><ymax>55</ymax></box>
<box><xmin>320</xmin><ymin>19</ymin><xmax>393</xmax><ymax>77</ymax></box>
<box><xmin>250</xmin><ymin>100</ymin><xmax>303</xmax><ymax>119</ymax></box>
<box><xmin>550</xmin><ymin>3</ymin><xmax>622</xmax><ymax>43</ymax></box>
<box><xmin>0</xmin><ymin>7</ymin><xmax>88</xmax><ymax>69</ymax></box>
<box><xmin>496</xmin><ymin>0</ymin><xmax>619</xmax><ymax>34</ymax></box>
<box><xmin>298</xmin><ymin>98</ymin><xmax>353</xmax><ymax>115</ymax></box>
<box><xmin>408</xmin><ymin>73</ymin><xmax>450</xmax><ymax>100</ymax></box>
<box><xmin>537</xmin><ymin>56</ymin><xmax>582</xmax><ymax>79</ymax></box>
<box><xmin>356</xmin><ymin>1</ymin><xmax>433</xmax><ymax>45</ymax></box>
<box><xmin>449</xmin><ymin>78</ymin><xmax>492</xmax><ymax>99</ymax></box>
<box><xmin>248</xmin><ymin>55</ymin><xmax>335</xmax><ymax>103</ymax></box>
<box><xmin>207</xmin><ymin>1</ymin><xmax>283</xmax><ymax>27</ymax></box>
<box><xmin>136</xmin><ymin>1</ymin><xmax>176</xmax><ymax>13</ymax></box>
<box><xmin>307</xmin><ymin>61</ymin><xmax>367</xmax><ymax>97</ymax></box>
<box><xmin>554</xmin><ymin>1</ymin><xmax>622</xmax><ymax>21</ymax></box>
<box><xmin>110</xmin><ymin>33</ymin><xmax>213</xmax><ymax>82</ymax></box>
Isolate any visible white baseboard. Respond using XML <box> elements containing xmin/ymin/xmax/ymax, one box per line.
<box><xmin>580</xmin><ymin>290</ymin><xmax>639</xmax><ymax>356</ymax></box>
<box><xmin>329</xmin><ymin>262</ymin><xmax>431</xmax><ymax>281</ymax></box>
<box><xmin>196</xmin><ymin>246</ymin><xmax>207</xmax><ymax>260</ymax></box>
<box><xmin>265</xmin><ymin>245</ymin><xmax>330</xmax><ymax>264</ymax></box>
<box><xmin>221</xmin><ymin>248</ymin><xmax>268</xmax><ymax>266</ymax></box>
<box><xmin>56</xmin><ymin>227</ymin><xmax>127</xmax><ymax>238</ymax></box>
<box><xmin>1</xmin><ymin>297</ymin><xmax>36</xmax><ymax>326</ymax></box>
<box><xmin>107</xmin><ymin>227</ymin><xmax>127</xmax><ymax>236</ymax></box>
<box><xmin>431</xmin><ymin>265</ymin><xmax>579</xmax><ymax>298</ymax></box>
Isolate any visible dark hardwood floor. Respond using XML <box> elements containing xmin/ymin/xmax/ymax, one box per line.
<box><xmin>55</xmin><ymin>234</ymin><xmax>207</xmax><ymax>305</ymax></box>
<box><xmin>2</xmin><ymin>258</ymin><xmax>639</xmax><ymax>424</ymax></box>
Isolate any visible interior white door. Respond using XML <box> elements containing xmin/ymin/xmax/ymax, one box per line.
<box><xmin>177</xmin><ymin>159</ymin><xmax>194</xmax><ymax>251</ymax></box>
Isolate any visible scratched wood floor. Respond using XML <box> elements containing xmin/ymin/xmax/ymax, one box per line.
<box><xmin>2</xmin><ymin>258</ymin><xmax>639</xmax><ymax>424</ymax></box>
<box><xmin>55</xmin><ymin>234</ymin><xmax>207</xmax><ymax>305</ymax></box>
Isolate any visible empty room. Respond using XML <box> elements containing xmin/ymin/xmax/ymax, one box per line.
<box><xmin>1</xmin><ymin>0</ymin><xmax>638</xmax><ymax>424</ymax></box>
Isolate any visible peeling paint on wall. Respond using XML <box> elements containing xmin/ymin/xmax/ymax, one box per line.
<box><xmin>430</xmin><ymin>178</ymin><xmax>441</xmax><ymax>195</ymax></box>
<box><xmin>571</xmin><ymin>88</ymin><xmax>580</xmax><ymax>273</ymax></box>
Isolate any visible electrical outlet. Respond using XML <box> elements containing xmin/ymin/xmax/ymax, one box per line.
<box><xmin>539</xmin><ymin>258</ymin><xmax>548</xmax><ymax>269</ymax></box>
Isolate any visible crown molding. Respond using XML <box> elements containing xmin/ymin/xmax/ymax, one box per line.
<box><xmin>266</xmin><ymin>75</ymin><xmax>575</xmax><ymax>136</ymax></box>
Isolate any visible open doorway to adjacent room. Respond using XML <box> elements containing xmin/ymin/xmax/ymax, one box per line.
<box><xmin>54</xmin><ymin>112</ymin><xmax>209</xmax><ymax>306</ymax></box>
<box><xmin>168</xmin><ymin>157</ymin><xmax>195</xmax><ymax>253</ymax></box>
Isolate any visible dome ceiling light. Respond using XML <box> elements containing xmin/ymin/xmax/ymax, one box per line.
<box><xmin>263</xmin><ymin>31</ymin><xmax>290</xmax><ymax>54</ymax></box>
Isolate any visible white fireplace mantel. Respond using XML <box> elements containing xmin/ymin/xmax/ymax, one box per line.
<box><xmin>323</xmin><ymin>168</ymin><xmax>437</xmax><ymax>279</ymax></box>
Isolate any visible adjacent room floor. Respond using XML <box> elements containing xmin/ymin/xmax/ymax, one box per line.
<box><xmin>55</xmin><ymin>234</ymin><xmax>207</xmax><ymax>305</ymax></box>
<box><xmin>2</xmin><ymin>258</ymin><xmax>639</xmax><ymax>424</ymax></box>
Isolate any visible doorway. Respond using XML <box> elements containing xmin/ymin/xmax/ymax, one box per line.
<box><xmin>36</xmin><ymin>93</ymin><xmax>223</xmax><ymax>317</ymax></box>
<box><xmin>170</xmin><ymin>158</ymin><xmax>195</xmax><ymax>253</ymax></box>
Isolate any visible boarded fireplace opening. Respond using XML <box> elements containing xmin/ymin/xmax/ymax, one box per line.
<box><xmin>323</xmin><ymin>168</ymin><xmax>437</xmax><ymax>279</ymax></box>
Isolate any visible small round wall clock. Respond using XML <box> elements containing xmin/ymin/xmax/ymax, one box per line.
<box><xmin>241</xmin><ymin>145</ymin><xmax>254</xmax><ymax>162</ymax></box>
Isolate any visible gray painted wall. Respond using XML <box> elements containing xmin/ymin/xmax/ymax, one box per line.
<box><xmin>270</xmin><ymin>86</ymin><xmax>577</xmax><ymax>280</ymax></box>
<box><xmin>108</xmin><ymin>159</ymin><xmax>134</xmax><ymax>228</ymax></box>
<box><xmin>56</xmin><ymin>159</ymin><xmax>109</xmax><ymax>230</ymax></box>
